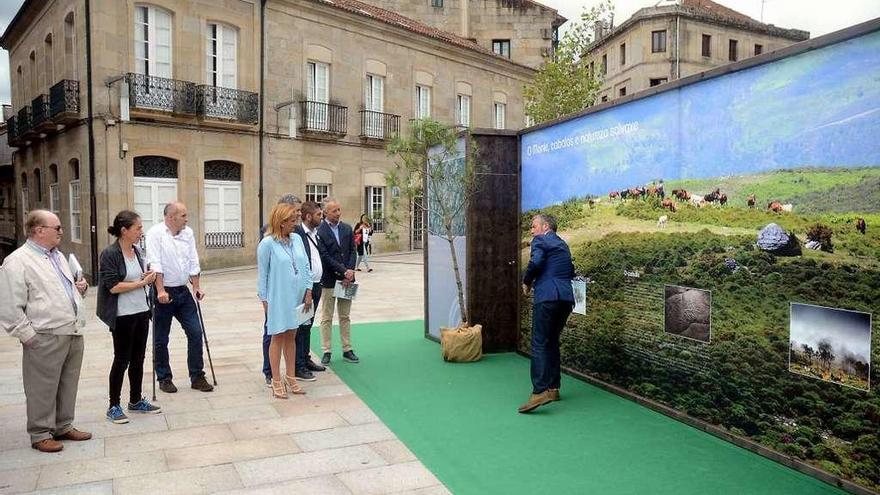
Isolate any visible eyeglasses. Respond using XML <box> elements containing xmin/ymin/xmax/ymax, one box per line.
<box><xmin>40</xmin><ymin>225</ymin><xmax>63</xmax><ymax>232</ymax></box>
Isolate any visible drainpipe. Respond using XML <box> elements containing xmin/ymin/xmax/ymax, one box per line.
<box><xmin>259</xmin><ymin>0</ymin><xmax>266</xmax><ymax>228</ymax></box>
<box><xmin>676</xmin><ymin>14</ymin><xmax>681</xmax><ymax>79</ymax></box>
<box><xmin>85</xmin><ymin>0</ymin><xmax>98</xmax><ymax>280</ymax></box>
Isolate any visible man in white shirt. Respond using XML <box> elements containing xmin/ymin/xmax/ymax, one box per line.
<box><xmin>293</xmin><ymin>201</ymin><xmax>327</xmax><ymax>380</ymax></box>
<box><xmin>145</xmin><ymin>202</ymin><xmax>213</xmax><ymax>393</ymax></box>
<box><xmin>0</xmin><ymin>210</ymin><xmax>91</xmax><ymax>452</ymax></box>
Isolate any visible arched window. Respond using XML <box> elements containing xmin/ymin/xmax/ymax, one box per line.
<box><xmin>48</xmin><ymin>164</ymin><xmax>60</xmax><ymax>215</ymax></box>
<box><xmin>64</xmin><ymin>12</ymin><xmax>76</xmax><ymax>80</ymax></box>
<box><xmin>33</xmin><ymin>168</ymin><xmax>42</xmax><ymax>203</ymax></box>
<box><xmin>68</xmin><ymin>159</ymin><xmax>81</xmax><ymax>242</ymax></box>
<box><xmin>44</xmin><ymin>33</ymin><xmax>54</xmax><ymax>87</ymax></box>
<box><xmin>204</xmin><ymin>160</ymin><xmax>242</xmax><ymax>248</ymax></box>
<box><xmin>206</xmin><ymin>23</ymin><xmax>237</xmax><ymax>89</ymax></box>
<box><xmin>133</xmin><ymin>155</ymin><xmax>178</xmax><ymax>232</ymax></box>
<box><xmin>20</xmin><ymin>172</ymin><xmax>29</xmax><ymax>229</ymax></box>
<box><xmin>29</xmin><ymin>51</ymin><xmax>37</xmax><ymax>96</ymax></box>
<box><xmin>134</xmin><ymin>5</ymin><xmax>173</xmax><ymax>78</ymax></box>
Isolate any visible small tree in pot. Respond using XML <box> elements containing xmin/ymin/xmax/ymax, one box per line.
<box><xmin>386</xmin><ymin>119</ymin><xmax>485</xmax><ymax>361</ymax></box>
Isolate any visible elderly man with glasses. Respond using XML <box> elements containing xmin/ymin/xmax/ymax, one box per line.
<box><xmin>0</xmin><ymin>210</ymin><xmax>91</xmax><ymax>452</ymax></box>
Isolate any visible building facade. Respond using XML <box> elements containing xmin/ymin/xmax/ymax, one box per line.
<box><xmin>583</xmin><ymin>0</ymin><xmax>809</xmax><ymax>102</ymax></box>
<box><xmin>357</xmin><ymin>0</ymin><xmax>566</xmax><ymax>69</ymax></box>
<box><xmin>2</xmin><ymin>0</ymin><xmax>539</xmax><ymax>277</ymax></box>
<box><xmin>0</xmin><ymin>106</ymin><xmax>14</xmax><ymax>262</ymax></box>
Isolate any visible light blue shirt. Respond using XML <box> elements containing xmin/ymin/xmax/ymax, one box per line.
<box><xmin>327</xmin><ymin>219</ymin><xmax>341</xmax><ymax>245</ymax></box>
<box><xmin>257</xmin><ymin>234</ymin><xmax>313</xmax><ymax>335</ymax></box>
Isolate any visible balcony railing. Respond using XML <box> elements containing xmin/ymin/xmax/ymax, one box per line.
<box><xmin>196</xmin><ymin>85</ymin><xmax>259</xmax><ymax>124</ymax></box>
<box><xmin>298</xmin><ymin>100</ymin><xmax>347</xmax><ymax>136</ymax></box>
<box><xmin>6</xmin><ymin>116</ymin><xmax>21</xmax><ymax>146</ymax></box>
<box><xmin>359</xmin><ymin>110</ymin><xmax>400</xmax><ymax>140</ymax></box>
<box><xmin>49</xmin><ymin>80</ymin><xmax>80</xmax><ymax>121</ymax></box>
<box><xmin>17</xmin><ymin>106</ymin><xmax>33</xmax><ymax>138</ymax></box>
<box><xmin>205</xmin><ymin>231</ymin><xmax>244</xmax><ymax>249</ymax></box>
<box><xmin>31</xmin><ymin>94</ymin><xmax>51</xmax><ymax>130</ymax></box>
<box><xmin>126</xmin><ymin>73</ymin><xmax>196</xmax><ymax>114</ymax></box>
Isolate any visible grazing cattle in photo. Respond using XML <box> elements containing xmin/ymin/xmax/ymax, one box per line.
<box><xmin>768</xmin><ymin>201</ymin><xmax>784</xmax><ymax>213</ymax></box>
<box><xmin>747</xmin><ymin>194</ymin><xmax>756</xmax><ymax>208</ymax></box>
<box><xmin>781</xmin><ymin>203</ymin><xmax>793</xmax><ymax>212</ymax></box>
<box><xmin>856</xmin><ymin>217</ymin><xmax>866</xmax><ymax>234</ymax></box>
<box><xmin>629</xmin><ymin>187</ymin><xmax>646</xmax><ymax>199</ymax></box>
<box><xmin>609</xmin><ymin>191</ymin><xmax>620</xmax><ymax>200</ymax></box>
<box><xmin>620</xmin><ymin>189</ymin><xmax>630</xmax><ymax>200</ymax></box>
<box><xmin>661</xmin><ymin>199</ymin><xmax>677</xmax><ymax>212</ymax></box>
<box><xmin>657</xmin><ymin>215</ymin><xmax>668</xmax><ymax>228</ymax></box>
<box><xmin>718</xmin><ymin>193</ymin><xmax>728</xmax><ymax>206</ymax></box>
<box><xmin>691</xmin><ymin>196</ymin><xmax>705</xmax><ymax>208</ymax></box>
<box><xmin>672</xmin><ymin>189</ymin><xmax>691</xmax><ymax>201</ymax></box>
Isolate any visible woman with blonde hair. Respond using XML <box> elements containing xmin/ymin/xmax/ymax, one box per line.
<box><xmin>258</xmin><ymin>203</ymin><xmax>313</xmax><ymax>398</ymax></box>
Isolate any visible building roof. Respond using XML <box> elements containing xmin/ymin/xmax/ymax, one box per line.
<box><xmin>308</xmin><ymin>0</ymin><xmax>535</xmax><ymax>69</ymax></box>
<box><xmin>587</xmin><ymin>0</ymin><xmax>809</xmax><ymax>53</ymax></box>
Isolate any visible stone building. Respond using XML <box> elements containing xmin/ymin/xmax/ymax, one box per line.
<box><xmin>358</xmin><ymin>0</ymin><xmax>566</xmax><ymax>68</ymax></box>
<box><xmin>583</xmin><ymin>0</ymin><xmax>809</xmax><ymax>102</ymax></box>
<box><xmin>2</xmin><ymin>0</ymin><xmax>543</xmax><ymax>277</ymax></box>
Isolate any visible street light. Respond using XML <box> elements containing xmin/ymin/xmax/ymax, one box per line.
<box><xmin>273</xmin><ymin>99</ymin><xmax>297</xmax><ymax>139</ymax></box>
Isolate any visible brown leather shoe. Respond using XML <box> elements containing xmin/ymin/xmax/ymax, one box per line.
<box><xmin>517</xmin><ymin>390</ymin><xmax>553</xmax><ymax>414</ymax></box>
<box><xmin>32</xmin><ymin>438</ymin><xmax>64</xmax><ymax>452</ymax></box>
<box><xmin>54</xmin><ymin>428</ymin><xmax>92</xmax><ymax>441</ymax></box>
<box><xmin>549</xmin><ymin>388</ymin><xmax>561</xmax><ymax>401</ymax></box>
<box><xmin>191</xmin><ymin>376</ymin><xmax>214</xmax><ymax>392</ymax></box>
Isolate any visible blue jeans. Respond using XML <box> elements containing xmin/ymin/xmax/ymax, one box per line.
<box><xmin>153</xmin><ymin>286</ymin><xmax>205</xmax><ymax>382</ymax></box>
<box><xmin>263</xmin><ymin>283</ymin><xmax>323</xmax><ymax>377</ymax></box>
<box><xmin>530</xmin><ymin>301</ymin><xmax>573</xmax><ymax>394</ymax></box>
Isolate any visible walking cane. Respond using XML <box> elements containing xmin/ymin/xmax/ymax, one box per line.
<box><xmin>193</xmin><ymin>293</ymin><xmax>218</xmax><ymax>386</ymax></box>
<box><xmin>145</xmin><ymin>265</ymin><xmax>157</xmax><ymax>402</ymax></box>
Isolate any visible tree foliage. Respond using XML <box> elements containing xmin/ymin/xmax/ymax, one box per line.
<box><xmin>386</xmin><ymin>119</ymin><xmax>485</xmax><ymax>324</ymax></box>
<box><xmin>523</xmin><ymin>0</ymin><xmax>614</xmax><ymax>124</ymax></box>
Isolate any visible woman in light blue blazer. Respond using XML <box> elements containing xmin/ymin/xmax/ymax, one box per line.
<box><xmin>258</xmin><ymin>203</ymin><xmax>313</xmax><ymax>399</ymax></box>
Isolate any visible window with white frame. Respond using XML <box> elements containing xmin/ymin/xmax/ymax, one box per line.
<box><xmin>494</xmin><ymin>103</ymin><xmax>506</xmax><ymax>130</ymax></box>
<box><xmin>134</xmin><ymin>5</ymin><xmax>172</xmax><ymax>78</ymax></box>
<box><xmin>207</xmin><ymin>23</ymin><xmax>236</xmax><ymax>89</ymax></box>
<box><xmin>415</xmin><ymin>85</ymin><xmax>431</xmax><ymax>118</ymax></box>
<box><xmin>306</xmin><ymin>61</ymin><xmax>330</xmax><ymax>129</ymax></box>
<box><xmin>305</xmin><ymin>183</ymin><xmax>330</xmax><ymax>204</ymax></box>
<box><xmin>364</xmin><ymin>74</ymin><xmax>384</xmax><ymax>138</ymax></box>
<box><xmin>203</xmin><ymin>161</ymin><xmax>242</xmax><ymax>247</ymax></box>
<box><xmin>133</xmin><ymin>156</ymin><xmax>178</xmax><ymax>233</ymax></box>
<box><xmin>365</xmin><ymin>186</ymin><xmax>385</xmax><ymax>232</ymax></box>
<box><xmin>456</xmin><ymin>94</ymin><xmax>470</xmax><ymax>127</ymax></box>
<box><xmin>21</xmin><ymin>187</ymin><xmax>29</xmax><ymax>231</ymax></box>
<box><xmin>68</xmin><ymin>180</ymin><xmax>81</xmax><ymax>242</ymax></box>
<box><xmin>48</xmin><ymin>164</ymin><xmax>59</xmax><ymax>215</ymax></box>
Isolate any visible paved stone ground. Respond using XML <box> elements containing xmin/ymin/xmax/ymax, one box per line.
<box><xmin>0</xmin><ymin>252</ymin><xmax>448</xmax><ymax>495</ymax></box>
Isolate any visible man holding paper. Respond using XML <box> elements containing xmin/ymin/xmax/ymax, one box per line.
<box><xmin>316</xmin><ymin>197</ymin><xmax>359</xmax><ymax>365</ymax></box>
<box><xmin>0</xmin><ymin>210</ymin><xmax>91</xmax><ymax>452</ymax></box>
<box><xmin>292</xmin><ymin>201</ymin><xmax>327</xmax><ymax>381</ymax></box>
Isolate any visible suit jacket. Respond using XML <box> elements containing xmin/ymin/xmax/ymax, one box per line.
<box><xmin>523</xmin><ymin>231</ymin><xmax>575</xmax><ymax>304</ymax></box>
<box><xmin>316</xmin><ymin>220</ymin><xmax>357</xmax><ymax>289</ymax></box>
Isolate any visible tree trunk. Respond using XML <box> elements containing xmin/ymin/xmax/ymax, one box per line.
<box><xmin>445</xmin><ymin>233</ymin><xmax>468</xmax><ymax>326</ymax></box>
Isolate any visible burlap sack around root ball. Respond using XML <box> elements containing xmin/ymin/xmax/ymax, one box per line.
<box><xmin>440</xmin><ymin>324</ymin><xmax>483</xmax><ymax>362</ymax></box>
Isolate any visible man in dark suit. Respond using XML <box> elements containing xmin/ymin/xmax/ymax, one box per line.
<box><xmin>292</xmin><ymin>201</ymin><xmax>328</xmax><ymax>381</ymax></box>
<box><xmin>520</xmin><ymin>213</ymin><xmax>575</xmax><ymax>413</ymax></box>
<box><xmin>316</xmin><ymin>197</ymin><xmax>359</xmax><ymax>365</ymax></box>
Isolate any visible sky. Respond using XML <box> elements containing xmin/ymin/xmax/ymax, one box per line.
<box><xmin>0</xmin><ymin>0</ymin><xmax>879</xmax><ymax>105</ymax></box>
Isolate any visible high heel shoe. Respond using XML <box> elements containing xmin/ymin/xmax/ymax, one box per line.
<box><xmin>271</xmin><ymin>379</ymin><xmax>288</xmax><ymax>399</ymax></box>
<box><xmin>284</xmin><ymin>375</ymin><xmax>306</xmax><ymax>395</ymax></box>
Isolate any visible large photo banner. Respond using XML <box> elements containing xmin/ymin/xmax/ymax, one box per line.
<box><xmin>520</xmin><ymin>29</ymin><xmax>879</xmax><ymax>492</ymax></box>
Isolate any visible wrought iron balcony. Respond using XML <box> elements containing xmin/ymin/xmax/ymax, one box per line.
<box><xmin>17</xmin><ymin>106</ymin><xmax>35</xmax><ymax>139</ymax></box>
<box><xmin>298</xmin><ymin>101</ymin><xmax>347</xmax><ymax>136</ymax></box>
<box><xmin>196</xmin><ymin>86</ymin><xmax>259</xmax><ymax>125</ymax></box>
<box><xmin>31</xmin><ymin>94</ymin><xmax>53</xmax><ymax>131</ymax></box>
<box><xmin>49</xmin><ymin>80</ymin><xmax>80</xmax><ymax>123</ymax></box>
<box><xmin>205</xmin><ymin>231</ymin><xmax>244</xmax><ymax>249</ymax></box>
<box><xmin>359</xmin><ymin>110</ymin><xmax>400</xmax><ymax>140</ymax></box>
<box><xmin>126</xmin><ymin>73</ymin><xmax>196</xmax><ymax>114</ymax></box>
<box><xmin>6</xmin><ymin>117</ymin><xmax>22</xmax><ymax>147</ymax></box>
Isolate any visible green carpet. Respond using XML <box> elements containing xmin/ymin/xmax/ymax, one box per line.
<box><xmin>316</xmin><ymin>320</ymin><xmax>846</xmax><ymax>495</ymax></box>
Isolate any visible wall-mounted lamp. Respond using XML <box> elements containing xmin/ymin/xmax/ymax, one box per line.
<box><xmin>273</xmin><ymin>99</ymin><xmax>297</xmax><ymax>139</ymax></box>
<box><xmin>105</xmin><ymin>75</ymin><xmax>129</xmax><ymax>122</ymax></box>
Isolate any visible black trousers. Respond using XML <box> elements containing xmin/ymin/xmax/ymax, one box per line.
<box><xmin>109</xmin><ymin>311</ymin><xmax>151</xmax><ymax>407</ymax></box>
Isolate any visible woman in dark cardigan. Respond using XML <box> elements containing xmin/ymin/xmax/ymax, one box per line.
<box><xmin>96</xmin><ymin>210</ymin><xmax>161</xmax><ymax>424</ymax></box>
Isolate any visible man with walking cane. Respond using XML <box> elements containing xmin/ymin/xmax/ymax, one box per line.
<box><xmin>145</xmin><ymin>202</ymin><xmax>214</xmax><ymax>393</ymax></box>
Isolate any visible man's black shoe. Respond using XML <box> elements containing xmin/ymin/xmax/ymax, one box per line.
<box><xmin>321</xmin><ymin>352</ymin><xmax>331</xmax><ymax>365</ymax></box>
<box><xmin>306</xmin><ymin>360</ymin><xmax>326</xmax><ymax>372</ymax></box>
<box><xmin>343</xmin><ymin>350</ymin><xmax>360</xmax><ymax>363</ymax></box>
<box><xmin>191</xmin><ymin>376</ymin><xmax>214</xmax><ymax>392</ymax></box>
<box><xmin>159</xmin><ymin>379</ymin><xmax>177</xmax><ymax>393</ymax></box>
<box><xmin>295</xmin><ymin>369</ymin><xmax>317</xmax><ymax>382</ymax></box>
